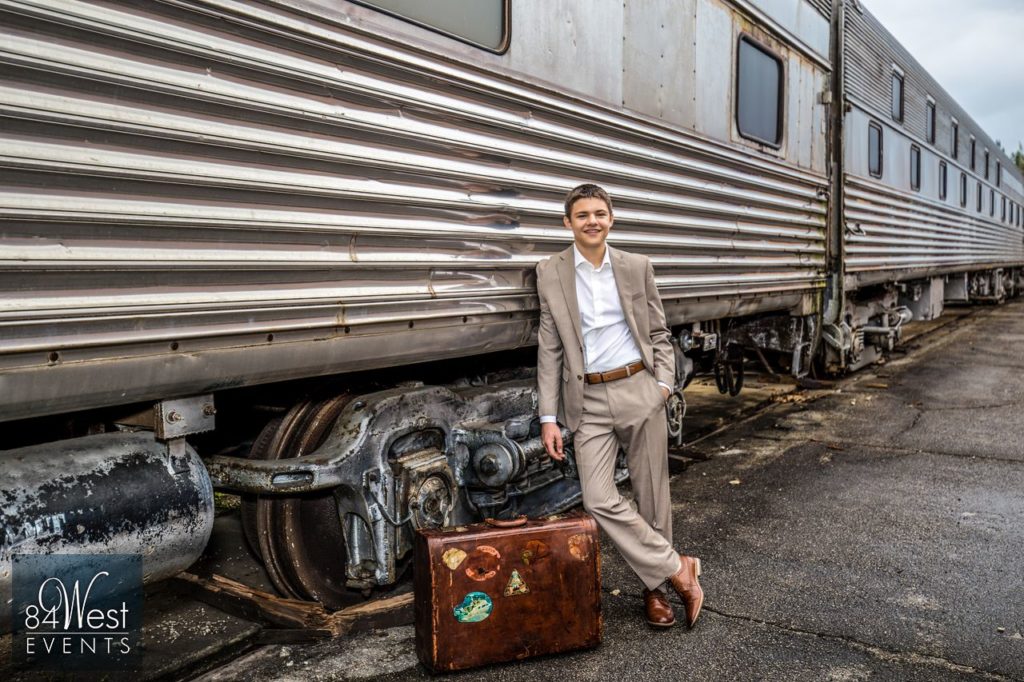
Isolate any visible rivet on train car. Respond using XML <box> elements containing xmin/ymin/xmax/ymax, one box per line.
<box><xmin>504</xmin><ymin>569</ymin><xmax>529</xmax><ymax>597</ymax></box>
<box><xmin>203</xmin><ymin>404</ymin><xmax>216</xmax><ymax>417</ymax></box>
<box><xmin>266</xmin><ymin>334</ymin><xmax>274</xmax><ymax>342</ymax></box>
<box><xmin>47</xmin><ymin>351</ymin><xmax>59</xmax><ymax>364</ymax></box>
<box><xmin>408</xmin><ymin>321</ymin><xmax>414</xmax><ymax>328</ymax></box>
<box><xmin>170</xmin><ymin>341</ymin><xmax>179</xmax><ymax>351</ymax></box>
<box><xmin>166</xmin><ymin>411</ymin><xmax>183</xmax><ymax>424</ymax></box>
<box><xmin>462</xmin><ymin>316</ymin><xmax>468</xmax><ymax>323</ymax></box>
<box><xmin>453</xmin><ymin>592</ymin><xmax>493</xmax><ymax>623</ymax></box>
<box><xmin>344</xmin><ymin>326</ymin><xmax>351</xmax><ymax>333</ymax></box>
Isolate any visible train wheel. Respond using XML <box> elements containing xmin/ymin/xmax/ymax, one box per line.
<box><xmin>728</xmin><ymin>356</ymin><xmax>745</xmax><ymax>396</ymax></box>
<box><xmin>713</xmin><ymin>361</ymin><xmax>729</xmax><ymax>394</ymax></box>
<box><xmin>243</xmin><ymin>395</ymin><xmax>360</xmax><ymax>610</ymax></box>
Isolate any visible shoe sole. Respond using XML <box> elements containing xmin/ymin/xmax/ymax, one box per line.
<box><xmin>688</xmin><ymin>558</ymin><xmax>704</xmax><ymax>629</ymax></box>
<box><xmin>646</xmin><ymin>619</ymin><xmax>676</xmax><ymax>629</ymax></box>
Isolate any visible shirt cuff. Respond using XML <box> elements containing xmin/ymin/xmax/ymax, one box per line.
<box><xmin>656</xmin><ymin>381</ymin><xmax>672</xmax><ymax>393</ymax></box>
<box><xmin>539</xmin><ymin>415</ymin><xmax>558</xmax><ymax>424</ymax></box>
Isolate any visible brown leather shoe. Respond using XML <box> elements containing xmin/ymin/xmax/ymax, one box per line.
<box><xmin>642</xmin><ymin>588</ymin><xmax>675</xmax><ymax>628</ymax></box>
<box><xmin>667</xmin><ymin>555</ymin><xmax>704</xmax><ymax>628</ymax></box>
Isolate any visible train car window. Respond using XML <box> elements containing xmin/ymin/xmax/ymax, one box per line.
<box><xmin>868</xmin><ymin>122</ymin><xmax>883</xmax><ymax>178</ymax></box>
<box><xmin>996</xmin><ymin>163</ymin><xmax>1001</xmax><ymax>187</ymax></box>
<box><xmin>969</xmin><ymin>136</ymin><xmax>976</xmax><ymax>170</ymax></box>
<box><xmin>959</xmin><ymin>173</ymin><xmax>967</xmax><ymax>208</ymax></box>
<box><xmin>984</xmin><ymin>150</ymin><xmax>990</xmax><ymax>179</ymax></box>
<box><xmin>990</xmin><ymin>188</ymin><xmax>995</xmax><ymax>216</ymax></box>
<box><xmin>939</xmin><ymin>161</ymin><xmax>947</xmax><ymax>200</ymax></box>
<box><xmin>354</xmin><ymin>0</ymin><xmax>509</xmax><ymax>52</ymax></box>
<box><xmin>910</xmin><ymin>145</ymin><xmax>921</xmax><ymax>191</ymax></box>
<box><xmin>1002</xmin><ymin>196</ymin><xmax>1007</xmax><ymax>222</ymax></box>
<box><xmin>925</xmin><ymin>100</ymin><xmax>936</xmax><ymax>143</ymax></box>
<box><xmin>950</xmin><ymin>119</ymin><xmax>959</xmax><ymax>160</ymax></box>
<box><xmin>736</xmin><ymin>36</ymin><xmax>784</xmax><ymax>147</ymax></box>
<box><xmin>976</xmin><ymin>182</ymin><xmax>983</xmax><ymax>212</ymax></box>
<box><xmin>891</xmin><ymin>70</ymin><xmax>904</xmax><ymax>122</ymax></box>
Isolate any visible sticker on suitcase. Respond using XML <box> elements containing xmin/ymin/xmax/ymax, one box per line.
<box><xmin>453</xmin><ymin>591</ymin><xmax>493</xmax><ymax>623</ymax></box>
<box><xmin>503</xmin><ymin>569</ymin><xmax>529</xmax><ymax>597</ymax></box>
<box><xmin>521</xmin><ymin>540</ymin><xmax>549</xmax><ymax>565</ymax></box>
<box><xmin>567</xmin><ymin>533</ymin><xmax>592</xmax><ymax>561</ymax></box>
<box><xmin>442</xmin><ymin>548</ymin><xmax>467</xmax><ymax>570</ymax></box>
<box><xmin>465</xmin><ymin>545</ymin><xmax>501</xmax><ymax>581</ymax></box>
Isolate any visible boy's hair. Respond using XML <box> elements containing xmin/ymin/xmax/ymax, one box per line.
<box><xmin>563</xmin><ymin>183</ymin><xmax>613</xmax><ymax>217</ymax></box>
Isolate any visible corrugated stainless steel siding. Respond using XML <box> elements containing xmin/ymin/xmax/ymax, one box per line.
<box><xmin>842</xmin><ymin>0</ymin><xmax>1023</xmax><ymax>190</ymax></box>
<box><xmin>845</xmin><ymin>175</ymin><xmax>1024</xmax><ymax>276</ymax></box>
<box><xmin>0</xmin><ymin>0</ymin><xmax>826</xmax><ymax>420</ymax></box>
<box><xmin>806</xmin><ymin>0</ymin><xmax>831</xmax><ymax>20</ymax></box>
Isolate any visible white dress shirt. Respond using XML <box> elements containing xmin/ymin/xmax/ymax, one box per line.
<box><xmin>540</xmin><ymin>245</ymin><xmax>669</xmax><ymax>424</ymax></box>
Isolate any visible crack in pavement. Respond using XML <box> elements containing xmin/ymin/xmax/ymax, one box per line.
<box><xmin>703</xmin><ymin>606</ymin><xmax>1023</xmax><ymax>682</ymax></box>
<box><xmin>915</xmin><ymin>401</ymin><xmax>1024</xmax><ymax>412</ymax></box>
<box><xmin>810</xmin><ymin>439</ymin><xmax>1024</xmax><ymax>466</ymax></box>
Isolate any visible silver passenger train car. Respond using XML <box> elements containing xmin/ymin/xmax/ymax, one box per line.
<box><xmin>2</xmin><ymin>0</ymin><xmax>1021</xmax><ymax>608</ymax></box>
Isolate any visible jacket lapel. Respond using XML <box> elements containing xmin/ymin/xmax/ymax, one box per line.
<box><xmin>556</xmin><ymin>245</ymin><xmax>584</xmax><ymax>349</ymax></box>
<box><xmin>609</xmin><ymin>246</ymin><xmax>641</xmax><ymax>347</ymax></box>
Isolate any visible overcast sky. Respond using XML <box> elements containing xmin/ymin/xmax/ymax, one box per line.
<box><xmin>861</xmin><ymin>0</ymin><xmax>1024</xmax><ymax>155</ymax></box>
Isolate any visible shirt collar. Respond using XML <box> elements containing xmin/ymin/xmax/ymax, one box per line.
<box><xmin>573</xmin><ymin>244</ymin><xmax>611</xmax><ymax>271</ymax></box>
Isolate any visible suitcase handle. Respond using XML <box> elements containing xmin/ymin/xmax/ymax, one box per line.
<box><xmin>484</xmin><ymin>515</ymin><xmax>528</xmax><ymax>528</ymax></box>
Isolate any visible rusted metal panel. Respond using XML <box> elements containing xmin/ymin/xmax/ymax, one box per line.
<box><xmin>0</xmin><ymin>0</ymin><xmax>827</xmax><ymax>421</ymax></box>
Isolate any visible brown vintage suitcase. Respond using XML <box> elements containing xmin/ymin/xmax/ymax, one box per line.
<box><xmin>414</xmin><ymin>511</ymin><xmax>602</xmax><ymax>672</ymax></box>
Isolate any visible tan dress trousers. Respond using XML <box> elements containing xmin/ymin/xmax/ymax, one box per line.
<box><xmin>574</xmin><ymin>368</ymin><xmax>681</xmax><ymax>590</ymax></box>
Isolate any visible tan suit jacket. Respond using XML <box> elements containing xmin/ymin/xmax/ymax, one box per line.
<box><xmin>536</xmin><ymin>245</ymin><xmax>675</xmax><ymax>431</ymax></box>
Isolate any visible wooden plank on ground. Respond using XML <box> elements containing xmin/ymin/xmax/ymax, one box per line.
<box><xmin>173</xmin><ymin>572</ymin><xmax>413</xmax><ymax>638</ymax></box>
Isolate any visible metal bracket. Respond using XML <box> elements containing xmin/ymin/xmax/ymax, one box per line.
<box><xmin>154</xmin><ymin>395</ymin><xmax>216</xmax><ymax>440</ymax></box>
<box><xmin>114</xmin><ymin>394</ymin><xmax>216</xmax><ymax>440</ymax></box>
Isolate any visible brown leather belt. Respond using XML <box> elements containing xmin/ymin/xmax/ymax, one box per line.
<box><xmin>585</xmin><ymin>360</ymin><xmax>647</xmax><ymax>385</ymax></box>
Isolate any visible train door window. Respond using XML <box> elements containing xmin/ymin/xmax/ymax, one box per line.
<box><xmin>925</xmin><ymin>99</ymin><xmax>936</xmax><ymax>143</ymax></box>
<box><xmin>969</xmin><ymin>136</ymin><xmax>976</xmax><ymax>170</ymax></box>
<box><xmin>354</xmin><ymin>0</ymin><xmax>509</xmax><ymax>51</ymax></box>
<box><xmin>891</xmin><ymin>67</ymin><xmax>904</xmax><ymax>122</ymax></box>
<box><xmin>976</xmin><ymin>182</ymin><xmax>983</xmax><ymax>212</ymax></box>
<box><xmin>950</xmin><ymin>118</ymin><xmax>959</xmax><ymax>159</ymax></box>
<box><xmin>736</xmin><ymin>37</ymin><xmax>784</xmax><ymax>147</ymax></box>
<box><xmin>868</xmin><ymin>122</ymin><xmax>883</xmax><ymax>178</ymax></box>
<box><xmin>990</xmin><ymin>189</ymin><xmax>995</xmax><ymax>216</ymax></box>
<box><xmin>984</xmin><ymin>150</ymin><xmax>990</xmax><ymax>179</ymax></box>
<box><xmin>910</xmin><ymin>145</ymin><xmax>921</xmax><ymax>191</ymax></box>
<box><xmin>1002</xmin><ymin>196</ymin><xmax>1007</xmax><ymax>222</ymax></box>
<box><xmin>959</xmin><ymin>173</ymin><xmax>967</xmax><ymax>208</ymax></box>
<box><xmin>938</xmin><ymin>161</ymin><xmax>947</xmax><ymax>200</ymax></box>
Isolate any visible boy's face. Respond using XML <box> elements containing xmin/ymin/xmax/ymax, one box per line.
<box><xmin>563</xmin><ymin>197</ymin><xmax>613</xmax><ymax>251</ymax></box>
